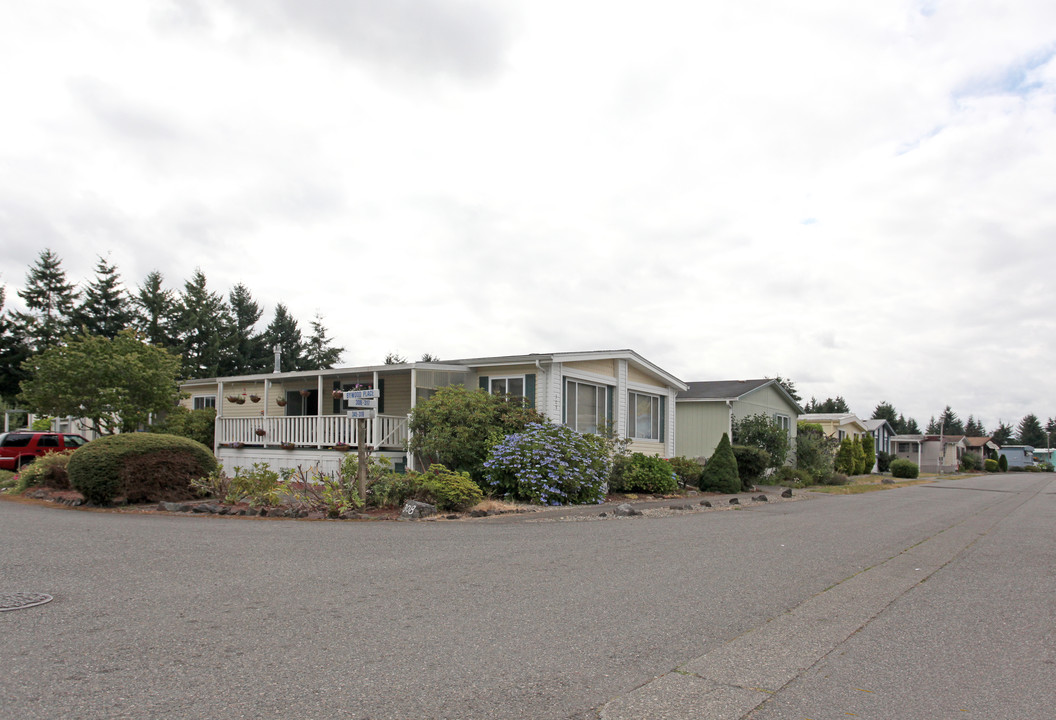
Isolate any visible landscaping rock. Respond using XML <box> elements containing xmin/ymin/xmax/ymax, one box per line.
<box><xmin>614</xmin><ymin>503</ymin><xmax>641</xmax><ymax>517</ymax></box>
<box><xmin>781</xmin><ymin>488</ymin><xmax>793</xmax><ymax>498</ymax></box>
<box><xmin>306</xmin><ymin>511</ymin><xmax>327</xmax><ymax>520</ymax></box>
<box><xmin>882</xmin><ymin>478</ymin><xmax>895</xmax><ymax>484</ymax></box>
<box><xmin>338</xmin><ymin>510</ymin><xmax>368</xmax><ymax>520</ymax></box>
<box><xmin>728</xmin><ymin>498</ymin><xmax>739</xmax><ymax>505</ymax></box>
<box><xmin>468</xmin><ymin>509</ymin><xmax>488</xmax><ymax>518</ymax></box>
<box><xmin>158</xmin><ymin>501</ymin><xmax>191</xmax><ymax>513</ymax></box>
<box><xmin>598</xmin><ymin>512</ymin><xmax>607</xmax><ymax>517</ymax></box>
<box><xmin>754</xmin><ymin>494</ymin><xmax>768</xmax><ymax>502</ymax></box>
<box><xmin>700</xmin><ymin>500</ymin><xmax>712</xmax><ymax>507</ymax></box>
<box><xmin>400</xmin><ymin>500</ymin><xmax>436</xmax><ymax>520</ymax></box>
<box><xmin>192</xmin><ymin>503</ymin><xmax>222</xmax><ymax>514</ymax></box>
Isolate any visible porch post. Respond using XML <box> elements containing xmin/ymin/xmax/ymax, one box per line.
<box><xmin>316</xmin><ymin>373</ymin><xmax>324</xmax><ymax>448</ymax></box>
<box><xmin>407</xmin><ymin>367</ymin><xmax>417</xmax><ymax>471</ymax></box>
<box><xmin>215</xmin><ymin>381</ymin><xmax>224</xmax><ymax>454</ymax></box>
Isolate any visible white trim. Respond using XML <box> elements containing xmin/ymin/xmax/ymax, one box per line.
<box><xmin>561</xmin><ymin>368</ymin><xmax>618</xmax><ymax>385</ymax></box>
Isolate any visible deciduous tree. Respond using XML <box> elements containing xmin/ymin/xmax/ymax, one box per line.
<box><xmin>19</xmin><ymin>330</ymin><xmax>181</xmax><ymax>435</ymax></box>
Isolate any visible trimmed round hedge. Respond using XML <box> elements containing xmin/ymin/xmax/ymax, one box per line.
<box><xmin>67</xmin><ymin>433</ymin><xmax>218</xmax><ymax>505</ymax></box>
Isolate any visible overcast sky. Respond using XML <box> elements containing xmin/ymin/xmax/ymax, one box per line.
<box><xmin>2</xmin><ymin>1</ymin><xmax>1055</xmax><ymax>433</ymax></box>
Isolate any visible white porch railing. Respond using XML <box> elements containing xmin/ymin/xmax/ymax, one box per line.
<box><xmin>217</xmin><ymin>415</ymin><xmax>409</xmax><ymax>448</ymax></box>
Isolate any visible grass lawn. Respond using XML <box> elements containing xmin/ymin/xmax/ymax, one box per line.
<box><xmin>807</xmin><ymin>471</ymin><xmax>985</xmax><ymax>494</ymax></box>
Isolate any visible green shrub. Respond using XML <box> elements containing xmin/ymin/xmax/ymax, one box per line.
<box><xmin>149</xmin><ymin>406</ymin><xmax>216</xmax><ymax>450</ymax></box>
<box><xmin>861</xmin><ymin>435</ymin><xmax>875</xmax><ymax>474</ymax></box>
<box><xmin>229</xmin><ymin>462</ymin><xmax>284</xmax><ymax>506</ymax></box>
<box><xmin>1042</xmin><ymin>462</ymin><xmax>1054</xmax><ymax>472</ymax></box>
<box><xmin>67</xmin><ymin>433</ymin><xmax>217</xmax><ymax>505</ymax></box>
<box><xmin>367</xmin><ymin>472</ymin><xmax>422</xmax><ymax>508</ymax></box>
<box><xmin>834</xmin><ymin>437</ymin><xmax>856</xmax><ymax>475</ymax></box>
<box><xmin>484</xmin><ymin>422</ymin><xmax>609</xmax><ymax>505</ymax></box>
<box><xmin>984</xmin><ymin>458</ymin><xmax>999</xmax><ymax>472</ymax></box>
<box><xmin>617</xmin><ymin>453</ymin><xmax>677</xmax><ymax>494</ymax></box>
<box><xmin>732</xmin><ymin>413</ymin><xmax>790</xmax><ymax>469</ymax></box>
<box><xmin>876</xmin><ymin>451</ymin><xmax>892</xmax><ymax>473</ymax></box>
<box><xmin>960</xmin><ymin>453</ymin><xmax>981</xmax><ymax>471</ymax></box>
<box><xmin>608</xmin><ymin>451</ymin><xmax>633</xmax><ymax>492</ymax></box>
<box><xmin>818</xmin><ymin>472</ymin><xmax>849</xmax><ymax>486</ymax></box>
<box><xmin>31</xmin><ymin>416</ymin><xmax>53</xmax><ymax>431</ymax></box>
<box><xmin>0</xmin><ymin>469</ymin><xmax>16</xmax><ymax>490</ymax></box>
<box><xmin>666</xmin><ymin>456</ymin><xmax>704</xmax><ymax>488</ymax></box>
<box><xmin>796</xmin><ymin>423</ymin><xmax>837</xmax><ymax>483</ymax></box>
<box><xmin>998</xmin><ymin>454</ymin><xmax>1008</xmax><ymax>472</ymax></box>
<box><xmin>852</xmin><ymin>437</ymin><xmax>867</xmax><ymax>475</ymax></box>
<box><xmin>773</xmin><ymin>465</ymin><xmax>812</xmax><ymax>487</ymax></box>
<box><xmin>732</xmin><ymin>445</ymin><xmax>770</xmax><ymax>485</ymax></box>
<box><xmin>699</xmin><ymin>433</ymin><xmax>740</xmax><ymax>493</ymax></box>
<box><xmin>417</xmin><ymin>463</ymin><xmax>483</xmax><ymax>511</ymax></box>
<box><xmin>13</xmin><ymin>450</ymin><xmax>74</xmax><ymax>492</ymax></box>
<box><xmin>890</xmin><ymin>459</ymin><xmax>919</xmax><ymax>479</ymax></box>
<box><xmin>408</xmin><ymin>385</ymin><xmax>544</xmax><ymax>482</ymax></box>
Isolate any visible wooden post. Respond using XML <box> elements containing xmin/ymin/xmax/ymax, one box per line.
<box><xmin>357</xmin><ymin>417</ymin><xmax>368</xmax><ymax>500</ymax></box>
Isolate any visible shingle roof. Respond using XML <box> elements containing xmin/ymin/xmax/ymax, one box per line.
<box><xmin>677</xmin><ymin>379</ymin><xmax>775</xmax><ymax>400</ymax></box>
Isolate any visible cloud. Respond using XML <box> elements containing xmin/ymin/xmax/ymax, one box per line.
<box><xmin>220</xmin><ymin>0</ymin><xmax>513</xmax><ymax>81</ymax></box>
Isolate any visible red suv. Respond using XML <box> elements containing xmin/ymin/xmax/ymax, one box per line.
<box><xmin>0</xmin><ymin>432</ymin><xmax>89</xmax><ymax>471</ymax></box>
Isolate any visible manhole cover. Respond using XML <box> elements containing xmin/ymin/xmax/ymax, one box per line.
<box><xmin>0</xmin><ymin>593</ymin><xmax>54</xmax><ymax>612</ymax></box>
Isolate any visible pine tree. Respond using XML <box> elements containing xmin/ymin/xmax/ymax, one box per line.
<box><xmin>834</xmin><ymin>437</ymin><xmax>856</xmax><ymax>474</ymax></box>
<box><xmin>964</xmin><ymin>415</ymin><xmax>986</xmax><ymax>437</ymax></box>
<box><xmin>991</xmin><ymin>421</ymin><xmax>1014</xmax><ymax>446</ymax></box>
<box><xmin>74</xmin><ymin>256</ymin><xmax>133</xmax><ymax>338</ymax></box>
<box><xmin>0</xmin><ymin>287</ymin><xmax>31</xmax><ymax>402</ymax></box>
<box><xmin>13</xmin><ymin>248</ymin><xmax>80</xmax><ymax>351</ymax></box>
<box><xmin>175</xmin><ymin>269</ymin><xmax>231</xmax><ymax>378</ymax></box>
<box><xmin>261</xmin><ymin>303</ymin><xmax>304</xmax><ymax>372</ymax></box>
<box><xmin>1016</xmin><ymin>414</ymin><xmax>1046</xmax><ymax>447</ymax></box>
<box><xmin>937</xmin><ymin>406</ymin><xmax>964</xmax><ymax>435</ymax></box>
<box><xmin>773</xmin><ymin>375</ymin><xmax>801</xmax><ymax>403</ymax></box>
<box><xmin>872</xmin><ymin>402</ymin><xmax>898</xmax><ymax>424</ymax></box>
<box><xmin>303</xmin><ymin>314</ymin><xmax>343</xmax><ymax>370</ymax></box>
<box><xmin>223</xmin><ymin>283</ymin><xmax>267</xmax><ymax>374</ymax></box>
<box><xmin>699</xmin><ymin>432</ymin><xmax>740</xmax><ymax>493</ymax></box>
<box><xmin>904</xmin><ymin>417</ymin><xmax>922</xmax><ymax>434</ymax></box>
<box><xmin>134</xmin><ymin>270</ymin><xmax>178</xmax><ymax>347</ymax></box>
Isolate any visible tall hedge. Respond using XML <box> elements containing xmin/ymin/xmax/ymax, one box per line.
<box><xmin>699</xmin><ymin>433</ymin><xmax>740</xmax><ymax>493</ymax></box>
<box><xmin>67</xmin><ymin>433</ymin><xmax>217</xmax><ymax>505</ymax></box>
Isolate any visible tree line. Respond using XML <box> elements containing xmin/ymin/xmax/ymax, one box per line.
<box><xmin>0</xmin><ymin>249</ymin><xmax>345</xmax><ymax>404</ymax></box>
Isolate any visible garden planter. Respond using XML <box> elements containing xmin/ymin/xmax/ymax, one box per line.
<box><xmin>334</xmin><ymin>443</ymin><xmax>351</xmax><ymax>452</ymax></box>
<box><xmin>332</xmin><ymin>390</ymin><xmax>344</xmax><ymax>399</ymax></box>
<box><xmin>250</xmin><ymin>395</ymin><xmax>261</xmax><ymax>403</ymax></box>
<box><xmin>299</xmin><ymin>390</ymin><xmax>311</xmax><ymax>398</ymax></box>
<box><xmin>226</xmin><ymin>395</ymin><xmax>239</xmax><ymax>403</ymax></box>
<box><xmin>276</xmin><ymin>398</ymin><xmax>287</xmax><ymax>407</ymax></box>
<box><xmin>254</xmin><ymin>428</ymin><xmax>267</xmax><ymax>437</ymax></box>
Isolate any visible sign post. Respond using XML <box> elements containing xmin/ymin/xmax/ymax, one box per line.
<box><xmin>344</xmin><ymin>389</ymin><xmax>382</xmax><ymax>500</ymax></box>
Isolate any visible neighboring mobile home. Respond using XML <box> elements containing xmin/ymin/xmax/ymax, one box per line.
<box><xmin>998</xmin><ymin>445</ymin><xmax>1035</xmax><ymax>469</ymax></box>
<box><xmin>179</xmin><ymin>349</ymin><xmax>687</xmax><ymax>475</ymax></box>
<box><xmin>675</xmin><ymin>379</ymin><xmax>801</xmax><ymax>461</ymax></box>
<box><xmin>798</xmin><ymin>413</ymin><xmax>869</xmax><ymax>442</ymax></box>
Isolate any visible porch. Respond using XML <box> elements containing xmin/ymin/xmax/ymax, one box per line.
<box><xmin>217</xmin><ymin>414</ymin><xmax>409</xmax><ymax>449</ymax></box>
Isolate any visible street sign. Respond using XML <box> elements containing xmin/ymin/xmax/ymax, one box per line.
<box><xmin>343</xmin><ymin>389</ymin><xmax>381</xmax><ymax>400</ymax></box>
<box><xmin>346</xmin><ymin>409</ymin><xmax>376</xmax><ymax>419</ymax></box>
<box><xmin>347</xmin><ymin>398</ymin><xmax>377</xmax><ymax>408</ymax></box>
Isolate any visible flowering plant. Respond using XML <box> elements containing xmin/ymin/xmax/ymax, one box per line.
<box><xmin>483</xmin><ymin>422</ymin><xmax>609</xmax><ymax>505</ymax></box>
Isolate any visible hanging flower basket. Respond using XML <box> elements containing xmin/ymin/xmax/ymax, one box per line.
<box><xmin>334</xmin><ymin>442</ymin><xmax>351</xmax><ymax>452</ymax></box>
<box><xmin>276</xmin><ymin>398</ymin><xmax>288</xmax><ymax>407</ymax></box>
<box><xmin>299</xmin><ymin>390</ymin><xmax>311</xmax><ymax>398</ymax></box>
<box><xmin>249</xmin><ymin>394</ymin><xmax>261</xmax><ymax>403</ymax></box>
<box><xmin>227</xmin><ymin>441</ymin><xmax>245</xmax><ymax>449</ymax></box>
<box><xmin>226</xmin><ymin>395</ymin><xmax>239</xmax><ymax>403</ymax></box>
<box><xmin>254</xmin><ymin>428</ymin><xmax>267</xmax><ymax>437</ymax></box>
<box><xmin>332</xmin><ymin>390</ymin><xmax>344</xmax><ymax>399</ymax></box>
<box><xmin>235</xmin><ymin>396</ymin><xmax>246</xmax><ymax>404</ymax></box>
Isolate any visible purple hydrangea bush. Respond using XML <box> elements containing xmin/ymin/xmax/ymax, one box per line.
<box><xmin>483</xmin><ymin>422</ymin><xmax>610</xmax><ymax>505</ymax></box>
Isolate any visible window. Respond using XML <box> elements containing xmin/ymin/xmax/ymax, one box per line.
<box><xmin>629</xmin><ymin>391</ymin><xmax>662</xmax><ymax>440</ymax></box>
<box><xmin>773</xmin><ymin>413</ymin><xmax>791</xmax><ymax>432</ymax></box>
<box><xmin>37</xmin><ymin>435</ymin><xmax>59</xmax><ymax>448</ymax></box>
<box><xmin>897</xmin><ymin>442</ymin><xmax>913</xmax><ymax>454</ymax></box>
<box><xmin>193</xmin><ymin>395</ymin><xmax>216</xmax><ymax>410</ymax></box>
<box><xmin>489</xmin><ymin>376</ymin><xmax>525</xmax><ymax>398</ymax></box>
<box><xmin>564</xmin><ymin>379</ymin><xmax>610</xmax><ymax>434</ymax></box>
<box><xmin>63</xmin><ymin>435</ymin><xmax>86</xmax><ymax>448</ymax></box>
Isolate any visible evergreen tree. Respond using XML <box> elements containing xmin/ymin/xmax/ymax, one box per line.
<box><xmin>699</xmin><ymin>432</ymin><xmax>740</xmax><ymax>493</ymax></box>
<box><xmin>1016</xmin><ymin>414</ymin><xmax>1047</xmax><ymax>447</ymax></box>
<box><xmin>773</xmin><ymin>375</ymin><xmax>801</xmax><ymax>403</ymax></box>
<box><xmin>937</xmin><ymin>406</ymin><xmax>964</xmax><ymax>435</ymax></box>
<box><xmin>851</xmin><ymin>436</ymin><xmax>866</xmax><ymax>474</ymax></box>
<box><xmin>303</xmin><ymin>314</ymin><xmax>344</xmax><ymax>370</ymax></box>
<box><xmin>991</xmin><ymin>421</ymin><xmax>1014</xmax><ymax>446</ymax></box>
<box><xmin>385</xmin><ymin>352</ymin><xmax>407</xmax><ymax>364</ymax></box>
<box><xmin>964</xmin><ymin>415</ymin><xmax>986</xmax><ymax>437</ymax></box>
<box><xmin>904</xmin><ymin>417</ymin><xmax>922</xmax><ymax>434</ymax></box>
<box><xmin>998</xmin><ymin>453</ymin><xmax>1008</xmax><ymax>472</ymax></box>
<box><xmin>223</xmin><ymin>283</ymin><xmax>267</xmax><ymax>374</ymax></box>
<box><xmin>804</xmin><ymin>396</ymin><xmax>850</xmax><ymax>413</ymax></box>
<box><xmin>73</xmin><ymin>256</ymin><xmax>133</xmax><ymax>338</ymax></box>
<box><xmin>0</xmin><ymin>287</ymin><xmax>31</xmax><ymax>403</ymax></box>
<box><xmin>175</xmin><ymin>269</ymin><xmax>231</xmax><ymax>378</ymax></box>
<box><xmin>261</xmin><ymin>303</ymin><xmax>304</xmax><ymax>372</ymax></box>
<box><xmin>862</xmin><ymin>433</ymin><xmax>876</xmax><ymax>474</ymax></box>
<box><xmin>134</xmin><ymin>270</ymin><xmax>179</xmax><ymax>347</ymax></box>
<box><xmin>925</xmin><ymin>416</ymin><xmax>939</xmax><ymax>434</ymax></box>
<box><xmin>834</xmin><ymin>437</ymin><xmax>856</xmax><ymax>474</ymax></box>
<box><xmin>419</xmin><ymin>352</ymin><xmax>440</xmax><ymax>362</ymax></box>
<box><xmin>13</xmin><ymin>248</ymin><xmax>79</xmax><ymax>351</ymax></box>
<box><xmin>872</xmin><ymin>401</ymin><xmax>898</xmax><ymax>425</ymax></box>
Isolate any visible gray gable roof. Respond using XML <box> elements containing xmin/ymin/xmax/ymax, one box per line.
<box><xmin>679</xmin><ymin>379</ymin><xmax>775</xmax><ymax>400</ymax></box>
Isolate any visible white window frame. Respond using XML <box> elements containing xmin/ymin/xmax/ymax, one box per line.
<box><xmin>773</xmin><ymin>413</ymin><xmax>791</xmax><ymax>432</ymax></box>
<box><xmin>192</xmin><ymin>395</ymin><xmax>216</xmax><ymax>410</ymax></box>
<box><xmin>488</xmin><ymin>375</ymin><xmax>526</xmax><ymax>399</ymax></box>
<box><xmin>628</xmin><ymin>391</ymin><xmax>662</xmax><ymax>441</ymax></box>
<box><xmin>564</xmin><ymin>378</ymin><xmax>610</xmax><ymax>434</ymax></box>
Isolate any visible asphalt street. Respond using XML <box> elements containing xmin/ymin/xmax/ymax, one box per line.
<box><xmin>1</xmin><ymin>473</ymin><xmax>1052</xmax><ymax>719</ymax></box>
